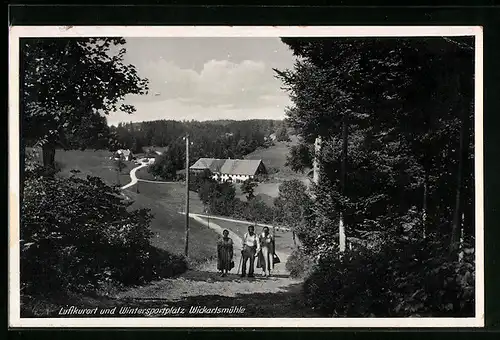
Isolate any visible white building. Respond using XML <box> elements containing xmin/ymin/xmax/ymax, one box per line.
<box><xmin>115</xmin><ymin>149</ymin><xmax>133</xmax><ymax>161</ymax></box>
<box><xmin>190</xmin><ymin>158</ymin><xmax>267</xmax><ymax>183</ymax></box>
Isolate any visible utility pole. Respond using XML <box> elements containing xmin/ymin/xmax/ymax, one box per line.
<box><xmin>205</xmin><ymin>205</ymin><xmax>210</xmax><ymax>230</ymax></box>
<box><xmin>272</xmin><ymin>206</ymin><xmax>276</xmax><ymax>238</ymax></box>
<box><xmin>184</xmin><ymin>134</ymin><xmax>190</xmax><ymax>257</ymax></box>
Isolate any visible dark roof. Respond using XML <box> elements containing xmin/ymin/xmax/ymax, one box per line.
<box><xmin>190</xmin><ymin>158</ymin><xmax>227</xmax><ymax>172</ymax></box>
<box><xmin>190</xmin><ymin>158</ymin><xmax>265</xmax><ymax>176</ymax></box>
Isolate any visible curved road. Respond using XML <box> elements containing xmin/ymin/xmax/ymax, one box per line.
<box><xmin>120</xmin><ymin>164</ymin><xmax>148</xmax><ymax>190</ymax></box>
<box><xmin>121</xmin><ymin>163</ymin><xmax>177</xmax><ymax>190</ymax></box>
<box><xmin>185</xmin><ymin>212</ymin><xmax>291</xmax><ymax>232</ymax></box>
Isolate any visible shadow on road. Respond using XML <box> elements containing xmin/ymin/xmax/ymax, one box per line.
<box><xmin>23</xmin><ymin>280</ymin><xmax>320</xmax><ymax>318</ymax></box>
<box><xmin>118</xmin><ymin>282</ymin><xmax>320</xmax><ymax>318</ymax></box>
<box><xmin>181</xmin><ymin>270</ymin><xmax>290</xmax><ymax>283</ymax></box>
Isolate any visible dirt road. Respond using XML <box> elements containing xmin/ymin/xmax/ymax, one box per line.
<box><xmin>114</xmin><ymin>215</ymin><xmax>317</xmax><ymax>317</ymax></box>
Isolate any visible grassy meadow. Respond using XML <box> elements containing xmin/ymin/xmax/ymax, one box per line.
<box><xmin>55</xmin><ymin>149</ymin><xmax>135</xmax><ymax>186</ymax></box>
<box><xmin>237</xmin><ymin>137</ymin><xmax>310</xmax><ymax>205</ymax></box>
<box><xmin>49</xmin><ymin>140</ymin><xmax>305</xmax><ymax>263</ymax></box>
<box><xmin>135</xmin><ymin>165</ymin><xmax>159</xmax><ymax>181</ymax></box>
<box><xmin>123</xmin><ymin>182</ymin><xmax>217</xmax><ymax>265</ymax></box>
<box><xmin>53</xmin><ymin>149</ymin><xmax>220</xmax><ymax>265</ymax></box>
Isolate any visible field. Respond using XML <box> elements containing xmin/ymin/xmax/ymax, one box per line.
<box><xmin>135</xmin><ymin>165</ymin><xmax>159</xmax><ymax>181</ymax></box>
<box><xmin>245</xmin><ymin>141</ymin><xmax>290</xmax><ymax>174</ymax></box>
<box><xmin>234</xmin><ymin>184</ymin><xmax>277</xmax><ymax>207</ymax></box>
<box><xmin>54</xmin><ymin>149</ymin><xmax>220</xmax><ymax>265</ymax></box>
<box><xmin>123</xmin><ymin>182</ymin><xmax>217</xmax><ymax>264</ymax></box>
<box><xmin>238</xmin><ymin>137</ymin><xmax>310</xmax><ymax>204</ymax></box>
<box><xmin>55</xmin><ymin>149</ymin><xmax>135</xmax><ymax>186</ymax></box>
<box><xmin>51</xmin><ymin>141</ymin><xmax>305</xmax><ymax>263</ymax></box>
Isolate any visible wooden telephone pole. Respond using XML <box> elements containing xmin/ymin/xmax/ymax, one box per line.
<box><xmin>184</xmin><ymin>134</ymin><xmax>190</xmax><ymax>257</ymax></box>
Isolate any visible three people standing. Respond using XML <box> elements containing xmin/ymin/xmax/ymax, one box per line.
<box><xmin>216</xmin><ymin>225</ymin><xmax>278</xmax><ymax>278</ymax></box>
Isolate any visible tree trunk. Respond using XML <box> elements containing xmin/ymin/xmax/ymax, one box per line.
<box><xmin>422</xmin><ymin>172</ymin><xmax>428</xmax><ymax>239</ymax></box>
<box><xmin>293</xmin><ymin>210</ymin><xmax>304</xmax><ymax>247</ymax></box>
<box><xmin>450</xmin><ymin>109</ymin><xmax>468</xmax><ymax>254</ymax></box>
<box><xmin>313</xmin><ymin>136</ymin><xmax>322</xmax><ymax>185</ymax></box>
<box><xmin>42</xmin><ymin>142</ymin><xmax>56</xmax><ymax>169</ymax></box>
<box><xmin>339</xmin><ymin>114</ymin><xmax>348</xmax><ymax>253</ymax></box>
<box><xmin>458</xmin><ymin>212</ymin><xmax>465</xmax><ymax>262</ymax></box>
<box><xmin>339</xmin><ymin>213</ymin><xmax>346</xmax><ymax>252</ymax></box>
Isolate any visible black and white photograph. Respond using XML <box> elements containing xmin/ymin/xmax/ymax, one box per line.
<box><xmin>8</xmin><ymin>26</ymin><xmax>483</xmax><ymax>328</ymax></box>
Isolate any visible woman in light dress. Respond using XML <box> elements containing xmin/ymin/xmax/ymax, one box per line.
<box><xmin>257</xmin><ymin>227</ymin><xmax>275</xmax><ymax>277</ymax></box>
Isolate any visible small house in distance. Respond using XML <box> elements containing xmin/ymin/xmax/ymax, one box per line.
<box><xmin>113</xmin><ymin>149</ymin><xmax>134</xmax><ymax>161</ymax></box>
<box><xmin>190</xmin><ymin>158</ymin><xmax>267</xmax><ymax>183</ymax></box>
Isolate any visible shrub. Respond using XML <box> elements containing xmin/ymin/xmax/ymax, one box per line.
<box><xmin>240</xmin><ymin>179</ymin><xmax>257</xmax><ymax>200</ymax></box>
<box><xmin>21</xmin><ymin>163</ymin><xmax>187</xmax><ymax>297</ymax></box>
<box><xmin>285</xmin><ymin>247</ymin><xmax>315</xmax><ymax>279</ymax></box>
<box><xmin>302</xmin><ymin>235</ymin><xmax>475</xmax><ymax>317</ymax></box>
<box><xmin>198</xmin><ymin>180</ymin><xmax>236</xmax><ymax>217</ymax></box>
<box><xmin>148</xmin><ymin>143</ymin><xmax>184</xmax><ymax>180</ymax></box>
<box><xmin>232</xmin><ymin>197</ymin><xmax>275</xmax><ymax>224</ymax></box>
<box><xmin>189</xmin><ymin>169</ymin><xmax>211</xmax><ymax>192</ymax></box>
<box><xmin>142</xmin><ymin>247</ymin><xmax>188</xmax><ymax>281</ymax></box>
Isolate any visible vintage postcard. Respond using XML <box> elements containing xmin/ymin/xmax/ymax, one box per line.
<box><xmin>8</xmin><ymin>26</ymin><xmax>484</xmax><ymax>328</ymax></box>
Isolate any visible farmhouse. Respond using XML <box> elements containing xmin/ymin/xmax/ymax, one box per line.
<box><xmin>190</xmin><ymin>158</ymin><xmax>267</xmax><ymax>183</ymax></box>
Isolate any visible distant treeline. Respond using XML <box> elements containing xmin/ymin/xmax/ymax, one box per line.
<box><xmin>110</xmin><ymin>119</ymin><xmax>286</xmax><ymax>161</ymax></box>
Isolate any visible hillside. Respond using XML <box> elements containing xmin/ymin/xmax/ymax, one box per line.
<box><xmin>239</xmin><ymin>136</ymin><xmax>311</xmax><ymax>204</ymax></box>
<box><xmin>244</xmin><ymin>135</ymin><xmax>308</xmax><ymax>181</ymax></box>
<box><xmin>111</xmin><ymin>119</ymin><xmax>286</xmax><ymax>162</ymax></box>
<box><xmin>53</xmin><ymin>149</ymin><xmax>219</xmax><ymax>265</ymax></box>
<box><xmin>123</xmin><ymin>182</ymin><xmax>217</xmax><ymax>265</ymax></box>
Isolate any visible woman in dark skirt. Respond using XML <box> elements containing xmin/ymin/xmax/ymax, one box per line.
<box><xmin>217</xmin><ymin>229</ymin><xmax>234</xmax><ymax>277</ymax></box>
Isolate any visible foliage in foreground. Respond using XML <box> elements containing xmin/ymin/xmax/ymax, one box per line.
<box><xmin>274</xmin><ymin>37</ymin><xmax>475</xmax><ymax>317</ymax></box>
<box><xmin>21</xmin><ymin>162</ymin><xmax>187</xmax><ymax>297</ymax></box>
<box><xmin>302</xmin><ymin>235</ymin><xmax>475</xmax><ymax>317</ymax></box>
<box><xmin>285</xmin><ymin>247</ymin><xmax>315</xmax><ymax>279</ymax></box>
<box><xmin>21</xmin><ymin>37</ymin><xmax>149</xmax><ymax>164</ymax></box>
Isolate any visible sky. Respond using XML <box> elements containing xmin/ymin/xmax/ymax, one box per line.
<box><xmin>106</xmin><ymin>37</ymin><xmax>296</xmax><ymax>126</ymax></box>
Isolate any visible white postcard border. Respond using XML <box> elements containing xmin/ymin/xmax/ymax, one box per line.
<box><xmin>8</xmin><ymin>25</ymin><xmax>484</xmax><ymax>328</ymax></box>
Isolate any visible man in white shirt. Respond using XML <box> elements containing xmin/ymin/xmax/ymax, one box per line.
<box><xmin>241</xmin><ymin>225</ymin><xmax>258</xmax><ymax>278</ymax></box>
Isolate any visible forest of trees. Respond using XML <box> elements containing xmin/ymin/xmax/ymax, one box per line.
<box><xmin>111</xmin><ymin>119</ymin><xmax>283</xmax><ymax>153</ymax></box>
<box><xmin>275</xmin><ymin>37</ymin><xmax>476</xmax><ymax>317</ymax></box>
<box><xmin>113</xmin><ymin>119</ymin><xmax>284</xmax><ymax>180</ymax></box>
